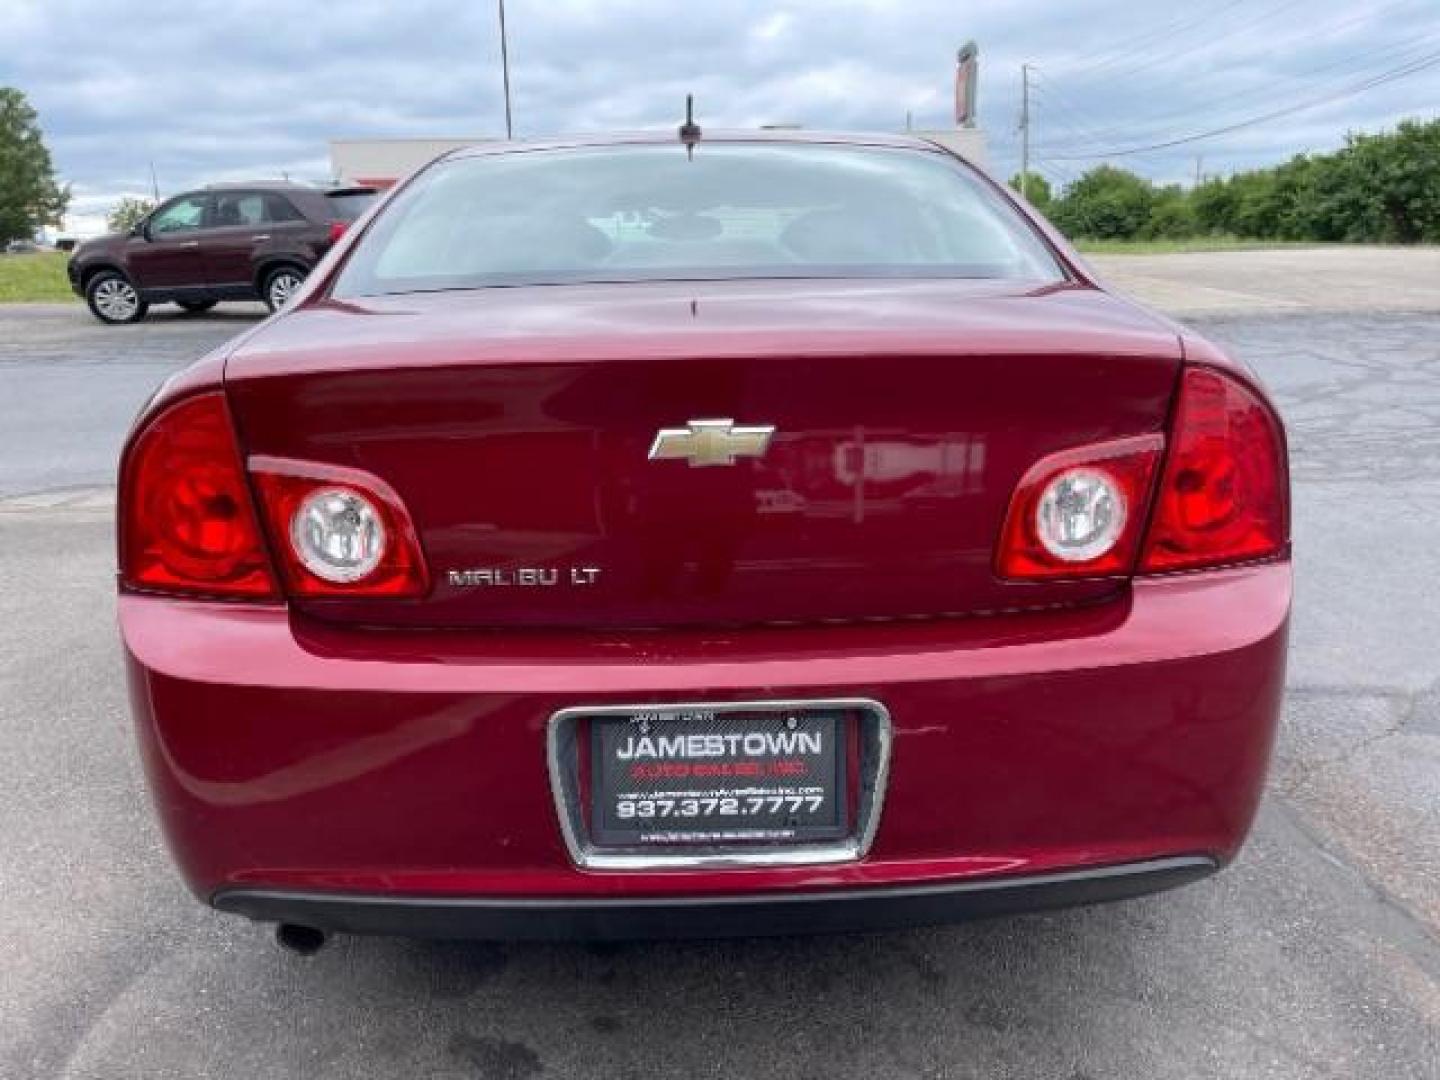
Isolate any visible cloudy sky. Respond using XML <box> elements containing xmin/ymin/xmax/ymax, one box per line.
<box><xmin>6</xmin><ymin>0</ymin><xmax>1439</xmax><ymax>235</ymax></box>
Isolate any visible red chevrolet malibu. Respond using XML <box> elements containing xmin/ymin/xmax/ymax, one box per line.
<box><xmin>118</xmin><ymin>132</ymin><xmax>1289</xmax><ymax>947</ymax></box>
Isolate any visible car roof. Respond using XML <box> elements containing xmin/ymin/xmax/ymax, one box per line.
<box><xmin>201</xmin><ymin>181</ymin><xmax>378</xmax><ymax>195</ymax></box>
<box><xmin>442</xmin><ymin>129</ymin><xmax>948</xmax><ymax>163</ymax></box>
<box><xmin>204</xmin><ymin>180</ymin><xmax>316</xmax><ymax>192</ymax></box>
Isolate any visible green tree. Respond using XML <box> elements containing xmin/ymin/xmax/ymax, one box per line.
<box><xmin>1183</xmin><ymin>119</ymin><xmax>1440</xmax><ymax>244</ymax></box>
<box><xmin>107</xmin><ymin>197</ymin><xmax>155</xmax><ymax>234</ymax></box>
<box><xmin>1144</xmin><ymin>184</ymin><xmax>1197</xmax><ymax>239</ymax></box>
<box><xmin>1190</xmin><ymin>176</ymin><xmax>1238</xmax><ymax>236</ymax></box>
<box><xmin>0</xmin><ymin>87</ymin><xmax>69</xmax><ymax>244</ymax></box>
<box><xmin>1227</xmin><ymin>169</ymin><xmax>1286</xmax><ymax>237</ymax></box>
<box><xmin>1299</xmin><ymin>152</ymin><xmax>1371</xmax><ymax>240</ymax></box>
<box><xmin>1008</xmin><ymin>171</ymin><xmax>1053</xmax><ymax>211</ymax></box>
<box><xmin>1049</xmin><ymin>165</ymin><xmax>1155</xmax><ymax>239</ymax></box>
<box><xmin>1343</xmin><ymin>119</ymin><xmax>1440</xmax><ymax>242</ymax></box>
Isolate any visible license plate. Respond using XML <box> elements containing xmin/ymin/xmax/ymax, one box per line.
<box><xmin>590</xmin><ymin>707</ymin><xmax>848</xmax><ymax>847</ymax></box>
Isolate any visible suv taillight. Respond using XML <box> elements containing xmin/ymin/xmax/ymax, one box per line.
<box><xmin>119</xmin><ymin>392</ymin><xmax>277</xmax><ymax>598</ymax></box>
<box><xmin>327</xmin><ymin>220</ymin><xmax>348</xmax><ymax>243</ymax></box>
<box><xmin>1140</xmin><ymin>366</ymin><xmax>1288</xmax><ymax>572</ymax></box>
<box><xmin>997</xmin><ymin>365</ymin><xmax>1288</xmax><ymax>582</ymax></box>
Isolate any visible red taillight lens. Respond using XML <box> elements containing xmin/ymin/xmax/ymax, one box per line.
<box><xmin>250</xmin><ymin>457</ymin><xmax>428</xmax><ymax>598</ymax></box>
<box><xmin>119</xmin><ymin>392</ymin><xmax>277</xmax><ymax>598</ymax></box>
<box><xmin>1141</xmin><ymin>367</ymin><xmax>1288</xmax><ymax>572</ymax></box>
<box><xmin>327</xmin><ymin>220</ymin><xmax>348</xmax><ymax>243</ymax></box>
<box><xmin>997</xmin><ymin>434</ymin><xmax>1163</xmax><ymax>580</ymax></box>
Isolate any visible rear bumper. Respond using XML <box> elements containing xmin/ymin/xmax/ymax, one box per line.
<box><xmin>214</xmin><ymin>856</ymin><xmax>1217</xmax><ymax>940</ymax></box>
<box><xmin>121</xmin><ymin>561</ymin><xmax>1288</xmax><ymax>927</ymax></box>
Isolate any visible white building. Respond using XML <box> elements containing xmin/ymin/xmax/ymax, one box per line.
<box><xmin>912</xmin><ymin>128</ymin><xmax>989</xmax><ymax>169</ymax></box>
<box><xmin>329</xmin><ymin>138</ymin><xmax>492</xmax><ymax>189</ymax></box>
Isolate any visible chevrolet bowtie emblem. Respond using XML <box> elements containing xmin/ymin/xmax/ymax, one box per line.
<box><xmin>648</xmin><ymin>418</ymin><xmax>776</xmax><ymax>468</ymax></box>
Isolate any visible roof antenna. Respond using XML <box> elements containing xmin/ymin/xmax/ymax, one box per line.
<box><xmin>678</xmin><ymin>94</ymin><xmax>701</xmax><ymax>160</ymax></box>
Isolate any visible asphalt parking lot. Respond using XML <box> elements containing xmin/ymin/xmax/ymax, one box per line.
<box><xmin>2</xmin><ymin>257</ymin><xmax>1438</xmax><ymax>1078</ymax></box>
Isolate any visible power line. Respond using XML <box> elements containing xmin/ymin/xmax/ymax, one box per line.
<box><xmin>1042</xmin><ymin>46</ymin><xmax>1440</xmax><ymax>161</ymax></box>
<box><xmin>1052</xmin><ymin>32</ymin><xmax>1440</xmax><ymax>152</ymax></box>
<box><xmin>1030</xmin><ymin>73</ymin><xmax>1131</xmax><ymax>147</ymax></box>
<box><xmin>1035</xmin><ymin>159</ymin><xmax>1083</xmax><ymax>190</ymax></box>
<box><xmin>1077</xmin><ymin>0</ymin><xmax>1311</xmax><ymax>86</ymax></box>
<box><xmin>1055</xmin><ymin>0</ymin><xmax>1249</xmax><ymax>80</ymax></box>
<box><xmin>1031</xmin><ymin>97</ymin><xmax>1105</xmax><ymax>182</ymax></box>
<box><xmin>1034</xmin><ymin>3</ymin><xmax>1437</xmax><ymax>152</ymax></box>
<box><xmin>1026</xmin><ymin>67</ymin><xmax>1149</xmax><ymax>182</ymax></box>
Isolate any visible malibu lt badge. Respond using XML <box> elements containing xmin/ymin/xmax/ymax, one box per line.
<box><xmin>448</xmin><ymin>567</ymin><xmax>602</xmax><ymax>588</ymax></box>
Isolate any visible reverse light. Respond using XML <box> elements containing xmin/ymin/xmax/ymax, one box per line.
<box><xmin>119</xmin><ymin>392</ymin><xmax>277</xmax><ymax>598</ymax></box>
<box><xmin>291</xmin><ymin>488</ymin><xmax>386</xmax><ymax>583</ymax></box>
<box><xmin>250</xmin><ymin>458</ymin><xmax>428</xmax><ymax>597</ymax></box>
<box><xmin>1036</xmin><ymin>468</ymin><xmax>1127</xmax><ymax>562</ymax></box>
<box><xmin>997</xmin><ymin>435</ymin><xmax>1163</xmax><ymax>580</ymax></box>
<box><xmin>1140</xmin><ymin>366</ymin><xmax>1288</xmax><ymax>572</ymax></box>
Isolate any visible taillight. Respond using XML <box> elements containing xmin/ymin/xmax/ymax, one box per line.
<box><xmin>119</xmin><ymin>392</ymin><xmax>277</xmax><ymax>598</ymax></box>
<box><xmin>996</xmin><ymin>366</ymin><xmax>1288</xmax><ymax>583</ymax></box>
<box><xmin>327</xmin><ymin>220</ymin><xmax>348</xmax><ymax>243</ymax></box>
<box><xmin>250</xmin><ymin>457</ymin><xmax>428</xmax><ymax>598</ymax></box>
<box><xmin>1140</xmin><ymin>366</ymin><xmax>1288</xmax><ymax>572</ymax></box>
<box><xmin>997</xmin><ymin>434</ymin><xmax>1163</xmax><ymax>580</ymax></box>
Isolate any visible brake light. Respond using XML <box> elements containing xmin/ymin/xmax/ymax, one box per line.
<box><xmin>327</xmin><ymin>220</ymin><xmax>348</xmax><ymax>243</ymax></box>
<box><xmin>1140</xmin><ymin>366</ymin><xmax>1288</xmax><ymax>572</ymax></box>
<box><xmin>250</xmin><ymin>458</ymin><xmax>428</xmax><ymax>597</ymax></box>
<box><xmin>997</xmin><ymin>434</ymin><xmax>1163</xmax><ymax>580</ymax></box>
<box><xmin>119</xmin><ymin>392</ymin><xmax>277</xmax><ymax>598</ymax></box>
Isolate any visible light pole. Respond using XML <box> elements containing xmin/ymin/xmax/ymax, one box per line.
<box><xmin>498</xmin><ymin>0</ymin><xmax>513</xmax><ymax>139</ymax></box>
<box><xmin>1019</xmin><ymin>63</ymin><xmax>1032</xmax><ymax>202</ymax></box>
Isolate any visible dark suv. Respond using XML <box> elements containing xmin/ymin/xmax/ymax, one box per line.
<box><xmin>67</xmin><ymin>182</ymin><xmax>376</xmax><ymax>324</ymax></box>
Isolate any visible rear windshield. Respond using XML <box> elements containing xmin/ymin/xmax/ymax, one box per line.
<box><xmin>333</xmin><ymin>143</ymin><xmax>1063</xmax><ymax>298</ymax></box>
<box><xmin>325</xmin><ymin>190</ymin><xmax>377</xmax><ymax>221</ymax></box>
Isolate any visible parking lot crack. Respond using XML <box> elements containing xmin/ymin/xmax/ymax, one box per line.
<box><xmin>1268</xmin><ymin>794</ymin><xmax>1440</xmax><ymax>958</ymax></box>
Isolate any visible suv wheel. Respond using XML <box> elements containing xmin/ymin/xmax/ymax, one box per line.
<box><xmin>86</xmin><ymin>271</ymin><xmax>149</xmax><ymax>325</ymax></box>
<box><xmin>262</xmin><ymin>266</ymin><xmax>305</xmax><ymax>311</ymax></box>
<box><xmin>176</xmin><ymin>299</ymin><xmax>217</xmax><ymax>314</ymax></box>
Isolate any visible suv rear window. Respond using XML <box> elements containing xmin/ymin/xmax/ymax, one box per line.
<box><xmin>332</xmin><ymin>143</ymin><xmax>1062</xmax><ymax>297</ymax></box>
<box><xmin>325</xmin><ymin>190</ymin><xmax>377</xmax><ymax>222</ymax></box>
<box><xmin>212</xmin><ymin>192</ymin><xmax>305</xmax><ymax>227</ymax></box>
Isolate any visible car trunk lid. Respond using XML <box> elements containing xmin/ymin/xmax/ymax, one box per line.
<box><xmin>224</xmin><ymin>278</ymin><xmax>1181</xmax><ymax>629</ymax></box>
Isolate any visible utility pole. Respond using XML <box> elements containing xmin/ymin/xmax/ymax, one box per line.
<box><xmin>498</xmin><ymin>0</ymin><xmax>513</xmax><ymax>139</ymax></box>
<box><xmin>1019</xmin><ymin>63</ymin><xmax>1032</xmax><ymax>201</ymax></box>
<box><xmin>1194</xmin><ymin>154</ymin><xmax>1204</xmax><ymax>188</ymax></box>
<box><xmin>149</xmin><ymin>161</ymin><xmax>159</xmax><ymax>201</ymax></box>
